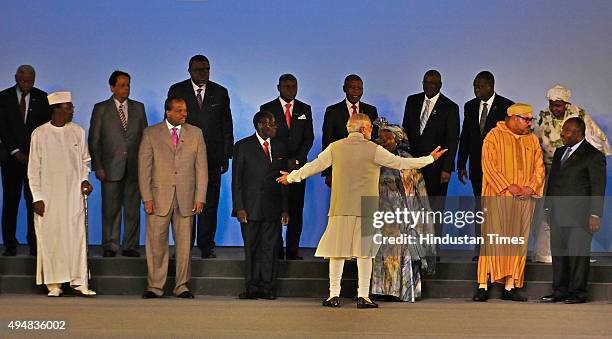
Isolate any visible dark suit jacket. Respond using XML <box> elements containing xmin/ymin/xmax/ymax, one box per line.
<box><xmin>167</xmin><ymin>79</ymin><xmax>233</xmax><ymax>170</ymax></box>
<box><xmin>0</xmin><ymin>85</ymin><xmax>51</xmax><ymax>160</ymax></box>
<box><xmin>232</xmin><ymin>134</ymin><xmax>289</xmax><ymax>222</ymax></box>
<box><xmin>321</xmin><ymin>100</ymin><xmax>378</xmax><ymax>176</ymax></box>
<box><xmin>260</xmin><ymin>98</ymin><xmax>314</xmax><ymax>165</ymax></box>
<box><xmin>457</xmin><ymin>94</ymin><xmax>514</xmax><ymax>181</ymax></box>
<box><xmin>88</xmin><ymin>97</ymin><xmax>148</xmax><ymax>181</ymax></box>
<box><xmin>546</xmin><ymin>140</ymin><xmax>606</xmax><ymax>228</ymax></box>
<box><xmin>402</xmin><ymin>92</ymin><xmax>459</xmax><ymax>180</ymax></box>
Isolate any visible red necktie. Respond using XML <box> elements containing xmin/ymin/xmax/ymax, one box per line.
<box><xmin>285</xmin><ymin>103</ymin><xmax>292</xmax><ymax>129</ymax></box>
<box><xmin>263</xmin><ymin>141</ymin><xmax>271</xmax><ymax>163</ymax></box>
<box><xmin>19</xmin><ymin>92</ymin><xmax>26</xmax><ymax>122</ymax></box>
<box><xmin>351</xmin><ymin>104</ymin><xmax>357</xmax><ymax>116</ymax></box>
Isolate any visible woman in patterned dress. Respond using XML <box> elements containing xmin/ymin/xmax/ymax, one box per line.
<box><xmin>370</xmin><ymin>119</ymin><xmax>436</xmax><ymax>302</ymax></box>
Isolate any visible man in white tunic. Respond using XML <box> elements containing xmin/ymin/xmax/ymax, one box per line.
<box><xmin>28</xmin><ymin>91</ymin><xmax>96</xmax><ymax>297</ymax></box>
<box><xmin>277</xmin><ymin>114</ymin><xmax>447</xmax><ymax>308</ymax></box>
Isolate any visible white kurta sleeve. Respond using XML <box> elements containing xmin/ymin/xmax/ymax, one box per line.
<box><xmin>80</xmin><ymin>128</ymin><xmax>92</xmax><ymax>182</ymax></box>
<box><xmin>374</xmin><ymin>145</ymin><xmax>433</xmax><ymax>170</ymax></box>
<box><xmin>287</xmin><ymin>145</ymin><xmax>333</xmax><ymax>183</ymax></box>
<box><xmin>27</xmin><ymin>130</ymin><xmax>46</xmax><ymax>203</ymax></box>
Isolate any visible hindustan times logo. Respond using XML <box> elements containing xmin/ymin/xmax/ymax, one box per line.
<box><xmin>372</xmin><ymin>208</ymin><xmax>485</xmax><ymax>229</ymax></box>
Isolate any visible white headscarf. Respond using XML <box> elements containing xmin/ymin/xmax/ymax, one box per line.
<box><xmin>546</xmin><ymin>84</ymin><xmax>571</xmax><ymax>102</ymax></box>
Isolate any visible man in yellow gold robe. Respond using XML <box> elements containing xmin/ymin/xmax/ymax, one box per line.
<box><xmin>473</xmin><ymin>103</ymin><xmax>545</xmax><ymax>302</ymax></box>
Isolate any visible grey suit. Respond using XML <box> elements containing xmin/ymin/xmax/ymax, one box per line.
<box><xmin>138</xmin><ymin>121</ymin><xmax>207</xmax><ymax>296</ymax></box>
<box><xmin>88</xmin><ymin>97</ymin><xmax>148</xmax><ymax>253</ymax></box>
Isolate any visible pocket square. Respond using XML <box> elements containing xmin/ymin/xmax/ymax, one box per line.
<box><xmin>297</xmin><ymin>115</ymin><xmax>307</xmax><ymax>120</ymax></box>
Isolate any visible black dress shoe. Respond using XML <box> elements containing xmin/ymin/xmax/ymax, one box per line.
<box><xmin>564</xmin><ymin>296</ymin><xmax>587</xmax><ymax>304</ymax></box>
<box><xmin>103</xmin><ymin>250</ymin><xmax>116</xmax><ymax>258</ymax></box>
<box><xmin>356</xmin><ymin>297</ymin><xmax>378</xmax><ymax>309</ymax></box>
<box><xmin>176</xmin><ymin>291</ymin><xmax>194</xmax><ymax>299</ymax></box>
<box><xmin>29</xmin><ymin>247</ymin><xmax>37</xmax><ymax>256</ymax></box>
<box><xmin>3</xmin><ymin>248</ymin><xmax>17</xmax><ymax>256</ymax></box>
<box><xmin>238</xmin><ymin>291</ymin><xmax>258</xmax><ymax>299</ymax></box>
<box><xmin>122</xmin><ymin>249</ymin><xmax>140</xmax><ymax>257</ymax></box>
<box><xmin>540</xmin><ymin>294</ymin><xmax>566</xmax><ymax>303</ymax></box>
<box><xmin>201</xmin><ymin>249</ymin><xmax>216</xmax><ymax>259</ymax></box>
<box><xmin>322</xmin><ymin>296</ymin><xmax>340</xmax><ymax>307</ymax></box>
<box><xmin>142</xmin><ymin>290</ymin><xmax>159</xmax><ymax>299</ymax></box>
<box><xmin>472</xmin><ymin>288</ymin><xmax>488</xmax><ymax>302</ymax></box>
<box><xmin>502</xmin><ymin>288</ymin><xmax>527</xmax><ymax>302</ymax></box>
<box><xmin>472</xmin><ymin>256</ymin><xmax>479</xmax><ymax>262</ymax></box>
<box><xmin>436</xmin><ymin>256</ymin><xmax>441</xmax><ymax>262</ymax></box>
<box><xmin>286</xmin><ymin>255</ymin><xmax>303</xmax><ymax>260</ymax></box>
<box><xmin>257</xmin><ymin>291</ymin><xmax>276</xmax><ymax>300</ymax></box>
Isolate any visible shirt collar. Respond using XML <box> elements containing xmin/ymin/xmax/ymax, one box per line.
<box><xmin>567</xmin><ymin>138</ymin><xmax>585</xmax><ymax>153</ymax></box>
<box><xmin>16</xmin><ymin>86</ymin><xmax>29</xmax><ymax>99</ymax></box>
<box><xmin>345</xmin><ymin>99</ymin><xmax>360</xmax><ymax>112</ymax></box>
<box><xmin>113</xmin><ymin>97</ymin><xmax>127</xmax><ymax>109</ymax></box>
<box><xmin>424</xmin><ymin>92</ymin><xmax>441</xmax><ymax>107</ymax></box>
<box><xmin>481</xmin><ymin>92</ymin><xmax>496</xmax><ymax>107</ymax></box>
<box><xmin>191</xmin><ymin>80</ymin><xmax>206</xmax><ymax>92</ymax></box>
<box><xmin>165</xmin><ymin>119</ymin><xmax>182</xmax><ymax>132</ymax></box>
<box><xmin>255</xmin><ymin>132</ymin><xmax>270</xmax><ymax>146</ymax></box>
<box><xmin>279</xmin><ymin>97</ymin><xmax>294</xmax><ymax>108</ymax></box>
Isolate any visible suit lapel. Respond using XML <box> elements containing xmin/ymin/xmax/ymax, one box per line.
<box><xmin>107</xmin><ymin>97</ymin><xmax>126</xmax><ymax>133</ymax></box>
<box><xmin>274</xmin><ymin>100</ymin><xmax>290</xmax><ymax>131</ymax></box>
<box><xmin>562</xmin><ymin>141</ymin><xmax>586</xmax><ymax>168</ymax></box>
<box><xmin>340</xmin><ymin>101</ymin><xmax>350</xmax><ymax>122</ymax></box>
<box><xmin>159</xmin><ymin>122</ymin><xmax>175</xmax><ymax>152</ymax></box>
<box><xmin>252</xmin><ymin>134</ymin><xmax>271</xmax><ymax>165</ymax></box>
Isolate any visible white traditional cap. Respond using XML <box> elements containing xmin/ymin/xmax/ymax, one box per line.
<box><xmin>47</xmin><ymin>91</ymin><xmax>72</xmax><ymax>105</ymax></box>
<box><xmin>546</xmin><ymin>84</ymin><xmax>571</xmax><ymax>102</ymax></box>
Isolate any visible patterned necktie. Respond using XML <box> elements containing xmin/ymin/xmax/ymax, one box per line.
<box><xmin>479</xmin><ymin>103</ymin><xmax>489</xmax><ymax>134</ymax></box>
<box><xmin>285</xmin><ymin>103</ymin><xmax>292</xmax><ymax>129</ymax></box>
<box><xmin>118</xmin><ymin>104</ymin><xmax>127</xmax><ymax>131</ymax></box>
<box><xmin>263</xmin><ymin>140</ymin><xmax>271</xmax><ymax>163</ymax></box>
<box><xmin>351</xmin><ymin>104</ymin><xmax>357</xmax><ymax>116</ymax></box>
<box><xmin>196</xmin><ymin>89</ymin><xmax>203</xmax><ymax>109</ymax></box>
<box><xmin>560</xmin><ymin>146</ymin><xmax>572</xmax><ymax>165</ymax></box>
<box><xmin>171</xmin><ymin>127</ymin><xmax>178</xmax><ymax>150</ymax></box>
<box><xmin>19</xmin><ymin>92</ymin><xmax>26</xmax><ymax>122</ymax></box>
<box><xmin>419</xmin><ymin>99</ymin><xmax>431</xmax><ymax>134</ymax></box>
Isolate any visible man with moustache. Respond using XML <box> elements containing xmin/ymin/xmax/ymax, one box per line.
<box><xmin>473</xmin><ymin>104</ymin><xmax>545</xmax><ymax>302</ymax></box>
<box><xmin>0</xmin><ymin>65</ymin><xmax>51</xmax><ymax>256</ymax></box>
<box><xmin>232</xmin><ymin>111</ymin><xmax>289</xmax><ymax>299</ymax></box>
<box><xmin>28</xmin><ymin>91</ymin><xmax>96</xmax><ymax>297</ymax></box>
<box><xmin>260</xmin><ymin>74</ymin><xmax>313</xmax><ymax>260</ymax></box>
<box><xmin>168</xmin><ymin>54</ymin><xmax>233</xmax><ymax>258</ymax></box>
<box><xmin>321</xmin><ymin>74</ymin><xmax>378</xmax><ymax>187</ymax></box>
<box><xmin>457</xmin><ymin>71</ymin><xmax>514</xmax><ymax>261</ymax></box>
<box><xmin>541</xmin><ymin>118</ymin><xmax>606</xmax><ymax>304</ymax></box>
<box><xmin>89</xmin><ymin>70</ymin><xmax>148</xmax><ymax>258</ymax></box>
<box><xmin>402</xmin><ymin>69</ymin><xmax>459</xmax><ymax>247</ymax></box>
<box><xmin>139</xmin><ymin>97</ymin><xmax>207</xmax><ymax>299</ymax></box>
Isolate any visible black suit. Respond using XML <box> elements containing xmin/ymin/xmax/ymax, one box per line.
<box><xmin>168</xmin><ymin>79</ymin><xmax>234</xmax><ymax>253</ymax></box>
<box><xmin>321</xmin><ymin>100</ymin><xmax>378</xmax><ymax>177</ymax></box>
<box><xmin>260</xmin><ymin>98</ymin><xmax>314</xmax><ymax>258</ymax></box>
<box><xmin>232</xmin><ymin>134</ymin><xmax>288</xmax><ymax>294</ymax></box>
<box><xmin>546</xmin><ymin>140</ymin><xmax>606</xmax><ymax>300</ymax></box>
<box><xmin>457</xmin><ymin>94</ymin><xmax>514</xmax><ymax>196</ymax></box>
<box><xmin>402</xmin><ymin>92</ymin><xmax>459</xmax><ymax>197</ymax></box>
<box><xmin>0</xmin><ymin>85</ymin><xmax>50</xmax><ymax>252</ymax></box>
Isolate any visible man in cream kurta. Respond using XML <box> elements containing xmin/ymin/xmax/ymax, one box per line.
<box><xmin>278</xmin><ymin>114</ymin><xmax>446</xmax><ymax>308</ymax></box>
<box><xmin>28</xmin><ymin>91</ymin><xmax>95</xmax><ymax>297</ymax></box>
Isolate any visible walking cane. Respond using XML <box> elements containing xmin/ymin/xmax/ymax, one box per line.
<box><xmin>83</xmin><ymin>190</ymin><xmax>91</xmax><ymax>280</ymax></box>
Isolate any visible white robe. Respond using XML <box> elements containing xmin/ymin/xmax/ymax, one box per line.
<box><xmin>28</xmin><ymin>122</ymin><xmax>91</xmax><ymax>286</ymax></box>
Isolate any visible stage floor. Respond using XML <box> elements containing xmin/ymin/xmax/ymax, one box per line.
<box><xmin>0</xmin><ymin>295</ymin><xmax>609</xmax><ymax>338</ymax></box>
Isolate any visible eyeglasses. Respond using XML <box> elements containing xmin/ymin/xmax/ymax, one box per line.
<box><xmin>515</xmin><ymin>115</ymin><xmax>535</xmax><ymax>122</ymax></box>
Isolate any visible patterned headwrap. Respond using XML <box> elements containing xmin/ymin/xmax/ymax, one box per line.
<box><xmin>374</xmin><ymin>117</ymin><xmax>409</xmax><ymax>147</ymax></box>
<box><xmin>546</xmin><ymin>84</ymin><xmax>572</xmax><ymax>102</ymax></box>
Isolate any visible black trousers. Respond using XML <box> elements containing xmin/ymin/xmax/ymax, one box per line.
<box><xmin>279</xmin><ymin>180</ymin><xmax>305</xmax><ymax>257</ymax></box>
<box><xmin>551</xmin><ymin>226</ymin><xmax>592</xmax><ymax>300</ymax></box>
<box><xmin>241</xmin><ymin>220</ymin><xmax>280</xmax><ymax>293</ymax></box>
<box><xmin>1</xmin><ymin>158</ymin><xmax>35</xmax><ymax>250</ymax></box>
<box><xmin>192</xmin><ymin>171</ymin><xmax>221</xmax><ymax>252</ymax></box>
<box><xmin>470</xmin><ymin>177</ymin><xmax>483</xmax><ymax>256</ymax></box>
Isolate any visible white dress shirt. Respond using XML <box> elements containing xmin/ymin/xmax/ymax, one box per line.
<box><xmin>114</xmin><ymin>97</ymin><xmax>128</xmax><ymax>121</ymax></box>
<box><xmin>256</xmin><ymin>132</ymin><xmax>272</xmax><ymax>162</ymax></box>
<box><xmin>479</xmin><ymin>93</ymin><xmax>496</xmax><ymax>121</ymax></box>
